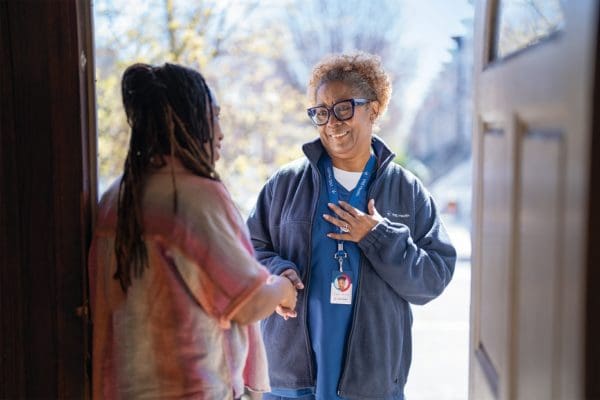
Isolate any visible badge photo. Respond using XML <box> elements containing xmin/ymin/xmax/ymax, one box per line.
<box><xmin>334</xmin><ymin>273</ymin><xmax>351</xmax><ymax>292</ymax></box>
<box><xmin>330</xmin><ymin>271</ymin><xmax>353</xmax><ymax>305</ymax></box>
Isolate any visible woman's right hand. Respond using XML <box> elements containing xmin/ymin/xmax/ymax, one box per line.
<box><xmin>232</xmin><ymin>272</ymin><xmax>298</xmax><ymax>325</ymax></box>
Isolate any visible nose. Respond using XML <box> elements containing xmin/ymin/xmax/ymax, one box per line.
<box><xmin>326</xmin><ymin>111</ymin><xmax>342</xmax><ymax>126</ymax></box>
<box><xmin>216</xmin><ymin>126</ymin><xmax>224</xmax><ymax>141</ymax></box>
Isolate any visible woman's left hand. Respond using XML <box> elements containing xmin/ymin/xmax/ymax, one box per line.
<box><xmin>324</xmin><ymin>199</ymin><xmax>383</xmax><ymax>243</ymax></box>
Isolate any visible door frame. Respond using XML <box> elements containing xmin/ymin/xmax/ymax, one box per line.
<box><xmin>586</xmin><ymin>11</ymin><xmax>600</xmax><ymax>397</ymax></box>
<box><xmin>0</xmin><ymin>1</ymin><xmax>96</xmax><ymax>398</ymax></box>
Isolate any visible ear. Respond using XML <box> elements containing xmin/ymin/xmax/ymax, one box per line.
<box><xmin>370</xmin><ymin>101</ymin><xmax>380</xmax><ymax>122</ymax></box>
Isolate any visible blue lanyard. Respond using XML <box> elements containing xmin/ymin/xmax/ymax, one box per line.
<box><xmin>324</xmin><ymin>154</ymin><xmax>377</xmax><ymax>271</ymax></box>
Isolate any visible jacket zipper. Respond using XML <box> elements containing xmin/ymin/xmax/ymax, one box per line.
<box><xmin>303</xmin><ymin>166</ymin><xmax>321</xmax><ymax>384</ymax></box>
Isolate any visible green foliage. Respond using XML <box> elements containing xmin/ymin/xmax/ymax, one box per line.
<box><xmin>96</xmin><ymin>68</ymin><xmax>128</xmax><ymax>184</ymax></box>
<box><xmin>94</xmin><ymin>0</ymin><xmax>413</xmax><ymax>215</ymax></box>
<box><xmin>95</xmin><ymin>0</ymin><xmax>314</xmax><ymax>214</ymax></box>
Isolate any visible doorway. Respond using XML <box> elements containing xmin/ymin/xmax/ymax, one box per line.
<box><xmin>93</xmin><ymin>1</ymin><xmax>473</xmax><ymax>398</ymax></box>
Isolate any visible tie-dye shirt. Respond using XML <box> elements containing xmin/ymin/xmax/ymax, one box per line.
<box><xmin>89</xmin><ymin>158</ymin><xmax>271</xmax><ymax>399</ymax></box>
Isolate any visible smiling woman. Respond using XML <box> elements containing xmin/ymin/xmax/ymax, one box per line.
<box><xmin>247</xmin><ymin>51</ymin><xmax>457</xmax><ymax>400</ymax></box>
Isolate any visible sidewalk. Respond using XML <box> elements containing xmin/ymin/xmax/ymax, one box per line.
<box><xmin>404</xmin><ymin>260</ymin><xmax>471</xmax><ymax>400</ymax></box>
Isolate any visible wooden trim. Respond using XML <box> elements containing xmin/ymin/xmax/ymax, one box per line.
<box><xmin>475</xmin><ymin>342</ymin><xmax>500</xmax><ymax>399</ymax></box>
<box><xmin>0</xmin><ymin>1</ymin><xmax>94</xmax><ymax>397</ymax></box>
<box><xmin>586</xmin><ymin>5</ymin><xmax>600</xmax><ymax>397</ymax></box>
<box><xmin>0</xmin><ymin>1</ymin><xmax>26</xmax><ymax>395</ymax></box>
<box><xmin>76</xmin><ymin>1</ymin><xmax>97</xmax><ymax>397</ymax></box>
<box><xmin>486</xmin><ymin>0</ymin><xmax>500</xmax><ymax>65</ymax></box>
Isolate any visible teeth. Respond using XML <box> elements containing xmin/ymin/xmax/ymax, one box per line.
<box><xmin>330</xmin><ymin>131</ymin><xmax>349</xmax><ymax>138</ymax></box>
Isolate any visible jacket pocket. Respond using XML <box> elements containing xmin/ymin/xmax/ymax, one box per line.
<box><xmin>260</xmin><ymin>300</ymin><xmax>314</xmax><ymax>388</ymax></box>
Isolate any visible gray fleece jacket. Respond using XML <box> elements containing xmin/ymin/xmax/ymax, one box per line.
<box><xmin>247</xmin><ymin>135</ymin><xmax>456</xmax><ymax>399</ymax></box>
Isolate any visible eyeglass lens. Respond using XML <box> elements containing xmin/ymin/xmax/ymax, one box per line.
<box><xmin>311</xmin><ymin>100</ymin><xmax>354</xmax><ymax>125</ymax></box>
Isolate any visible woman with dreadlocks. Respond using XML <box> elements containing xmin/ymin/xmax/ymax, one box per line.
<box><xmin>89</xmin><ymin>63</ymin><xmax>297</xmax><ymax>400</ymax></box>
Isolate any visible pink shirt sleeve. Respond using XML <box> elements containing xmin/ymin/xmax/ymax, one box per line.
<box><xmin>145</xmin><ymin>178</ymin><xmax>269</xmax><ymax>328</ymax></box>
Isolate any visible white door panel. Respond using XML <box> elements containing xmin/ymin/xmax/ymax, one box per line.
<box><xmin>478</xmin><ymin>129</ymin><xmax>511</xmax><ymax>399</ymax></box>
<box><xmin>515</xmin><ymin>130</ymin><xmax>563</xmax><ymax>400</ymax></box>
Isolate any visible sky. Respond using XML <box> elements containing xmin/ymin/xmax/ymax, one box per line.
<box><xmin>398</xmin><ymin>0</ymin><xmax>474</xmax><ymax>132</ymax></box>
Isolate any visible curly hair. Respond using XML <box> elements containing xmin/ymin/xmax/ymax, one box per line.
<box><xmin>307</xmin><ymin>51</ymin><xmax>392</xmax><ymax>116</ymax></box>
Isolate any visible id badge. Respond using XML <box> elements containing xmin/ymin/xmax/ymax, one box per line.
<box><xmin>330</xmin><ymin>271</ymin><xmax>353</xmax><ymax>305</ymax></box>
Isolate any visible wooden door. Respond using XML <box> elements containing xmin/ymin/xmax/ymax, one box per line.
<box><xmin>470</xmin><ymin>1</ymin><xmax>598</xmax><ymax>399</ymax></box>
<box><xmin>0</xmin><ymin>1</ymin><xmax>96</xmax><ymax>398</ymax></box>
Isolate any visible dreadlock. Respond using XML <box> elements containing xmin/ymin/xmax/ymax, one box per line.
<box><xmin>114</xmin><ymin>62</ymin><xmax>219</xmax><ymax>292</ymax></box>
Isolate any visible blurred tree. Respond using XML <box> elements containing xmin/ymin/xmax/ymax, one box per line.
<box><xmin>275</xmin><ymin>0</ymin><xmax>416</xmax><ymax>149</ymax></box>
<box><xmin>94</xmin><ymin>0</ymin><xmax>413</xmax><ymax>214</ymax></box>
<box><xmin>277</xmin><ymin>0</ymin><xmax>407</xmax><ymax>87</ymax></box>
<box><xmin>95</xmin><ymin>0</ymin><xmax>313</xmax><ymax>212</ymax></box>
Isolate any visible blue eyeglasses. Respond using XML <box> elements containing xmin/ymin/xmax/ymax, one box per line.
<box><xmin>307</xmin><ymin>98</ymin><xmax>372</xmax><ymax>126</ymax></box>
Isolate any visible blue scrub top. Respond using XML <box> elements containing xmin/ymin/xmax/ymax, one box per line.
<box><xmin>267</xmin><ymin>156</ymin><xmax>373</xmax><ymax>400</ymax></box>
<box><xmin>308</xmin><ymin>157</ymin><xmax>371</xmax><ymax>400</ymax></box>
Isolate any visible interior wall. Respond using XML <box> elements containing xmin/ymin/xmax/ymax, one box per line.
<box><xmin>0</xmin><ymin>1</ymin><xmax>95</xmax><ymax>398</ymax></box>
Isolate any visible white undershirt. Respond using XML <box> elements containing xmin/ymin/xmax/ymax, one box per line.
<box><xmin>332</xmin><ymin>166</ymin><xmax>362</xmax><ymax>191</ymax></box>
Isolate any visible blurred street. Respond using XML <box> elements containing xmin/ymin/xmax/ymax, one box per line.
<box><xmin>404</xmin><ymin>216</ymin><xmax>471</xmax><ymax>400</ymax></box>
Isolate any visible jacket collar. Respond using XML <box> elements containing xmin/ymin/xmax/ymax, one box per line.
<box><xmin>302</xmin><ymin>134</ymin><xmax>396</xmax><ymax>173</ymax></box>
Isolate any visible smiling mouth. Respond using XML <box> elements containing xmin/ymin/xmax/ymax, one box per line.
<box><xmin>329</xmin><ymin>130</ymin><xmax>349</xmax><ymax>139</ymax></box>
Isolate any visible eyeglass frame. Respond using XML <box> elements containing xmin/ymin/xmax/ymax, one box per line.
<box><xmin>307</xmin><ymin>98</ymin><xmax>373</xmax><ymax>126</ymax></box>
